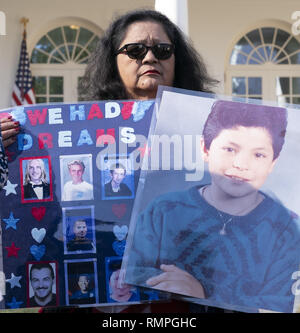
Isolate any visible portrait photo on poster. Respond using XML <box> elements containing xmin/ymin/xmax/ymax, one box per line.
<box><xmin>60</xmin><ymin>154</ymin><xmax>94</xmax><ymax>202</ymax></box>
<box><xmin>105</xmin><ymin>256</ymin><xmax>140</xmax><ymax>304</ymax></box>
<box><xmin>20</xmin><ymin>156</ymin><xmax>53</xmax><ymax>203</ymax></box>
<box><xmin>64</xmin><ymin>258</ymin><xmax>99</xmax><ymax>306</ymax></box>
<box><xmin>100</xmin><ymin>155</ymin><xmax>134</xmax><ymax>200</ymax></box>
<box><xmin>122</xmin><ymin>87</ymin><xmax>300</xmax><ymax>313</ymax></box>
<box><xmin>62</xmin><ymin>206</ymin><xmax>96</xmax><ymax>254</ymax></box>
<box><xmin>26</xmin><ymin>261</ymin><xmax>58</xmax><ymax>307</ymax></box>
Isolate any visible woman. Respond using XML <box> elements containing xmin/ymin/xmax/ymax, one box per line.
<box><xmin>45</xmin><ymin>8</ymin><xmax>223</xmax><ymax>313</ymax></box>
<box><xmin>81</xmin><ymin>8</ymin><xmax>220</xmax><ymax>314</ymax></box>
<box><xmin>79</xmin><ymin>9</ymin><xmax>217</xmax><ymax>101</ymax></box>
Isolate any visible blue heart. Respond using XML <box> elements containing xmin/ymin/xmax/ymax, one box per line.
<box><xmin>30</xmin><ymin>245</ymin><xmax>46</xmax><ymax>261</ymax></box>
<box><xmin>112</xmin><ymin>240</ymin><xmax>126</xmax><ymax>256</ymax></box>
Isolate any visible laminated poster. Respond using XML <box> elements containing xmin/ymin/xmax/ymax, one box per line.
<box><xmin>123</xmin><ymin>86</ymin><xmax>300</xmax><ymax>313</ymax></box>
<box><xmin>0</xmin><ymin>99</ymin><xmax>164</xmax><ymax>309</ymax></box>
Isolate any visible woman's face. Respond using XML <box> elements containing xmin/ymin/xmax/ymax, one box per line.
<box><xmin>116</xmin><ymin>20</ymin><xmax>175</xmax><ymax>100</ymax></box>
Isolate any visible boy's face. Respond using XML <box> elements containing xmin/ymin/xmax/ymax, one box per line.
<box><xmin>73</xmin><ymin>221</ymin><xmax>87</xmax><ymax>239</ymax></box>
<box><xmin>69</xmin><ymin>164</ymin><xmax>84</xmax><ymax>184</ymax></box>
<box><xmin>78</xmin><ymin>275</ymin><xmax>89</xmax><ymax>292</ymax></box>
<box><xmin>111</xmin><ymin>168</ymin><xmax>126</xmax><ymax>186</ymax></box>
<box><xmin>28</xmin><ymin>160</ymin><xmax>43</xmax><ymax>183</ymax></box>
<box><xmin>201</xmin><ymin>126</ymin><xmax>277</xmax><ymax>198</ymax></box>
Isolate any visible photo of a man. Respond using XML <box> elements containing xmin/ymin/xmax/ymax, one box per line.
<box><xmin>103</xmin><ymin>161</ymin><xmax>133</xmax><ymax>199</ymax></box>
<box><xmin>28</xmin><ymin>262</ymin><xmax>57</xmax><ymax>307</ymax></box>
<box><xmin>61</xmin><ymin>157</ymin><xmax>93</xmax><ymax>201</ymax></box>
<box><xmin>64</xmin><ymin>259</ymin><xmax>99</xmax><ymax>306</ymax></box>
<box><xmin>66</xmin><ymin>219</ymin><xmax>95</xmax><ymax>252</ymax></box>
<box><xmin>63</xmin><ymin>206</ymin><xmax>96</xmax><ymax>255</ymax></box>
<box><xmin>69</xmin><ymin>273</ymin><xmax>96</xmax><ymax>305</ymax></box>
<box><xmin>22</xmin><ymin>158</ymin><xmax>52</xmax><ymax>201</ymax></box>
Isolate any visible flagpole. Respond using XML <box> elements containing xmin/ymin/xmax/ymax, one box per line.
<box><xmin>19</xmin><ymin>18</ymin><xmax>29</xmax><ymax>101</ymax></box>
<box><xmin>20</xmin><ymin>17</ymin><xmax>29</xmax><ymax>39</ymax></box>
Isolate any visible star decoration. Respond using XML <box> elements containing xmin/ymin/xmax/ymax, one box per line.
<box><xmin>2</xmin><ymin>212</ymin><xmax>20</xmax><ymax>230</ymax></box>
<box><xmin>6</xmin><ymin>273</ymin><xmax>22</xmax><ymax>288</ymax></box>
<box><xmin>138</xmin><ymin>143</ymin><xmax>151</xmax><ymax>158</ymax></box>
<box><xmin>6</xmin><ymin>296</ymin><xmax>23</xmax><ymax>309</ymax></box>
<box><xmin>3</xmin><ymin>180</ymin><xmax>18</xmax><ymax>196</ymax></box>
<box><xmin>5</xmin><ymin>242</ymin><xmax>21</xmax><ymax>258</ymax></box>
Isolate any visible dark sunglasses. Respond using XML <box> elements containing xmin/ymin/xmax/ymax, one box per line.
<box><xmin>116</xmin><ymin>43</ymin><xmax>174</xmax><ymax>60</ymax></box>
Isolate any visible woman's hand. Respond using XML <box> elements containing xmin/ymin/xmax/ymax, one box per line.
<box><xmin>146</xmin><ymin>264</ymin><xmax>205</xmax><ymax>298</ymax></box>
<box><xmin>0</xmin><ymin>117</ymin><xmax>19</xmax><ymax>148</ymax></box>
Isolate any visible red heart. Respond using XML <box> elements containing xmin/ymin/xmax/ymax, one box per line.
<box><xmin>31</xmin><ymin>207</ymin><xmax>46</xmax><ymax>221</ymax></box>
<box><xmin>112</xmin><ymin>204</ymin><xmax>127</xmax><ymax>219</ymax></box>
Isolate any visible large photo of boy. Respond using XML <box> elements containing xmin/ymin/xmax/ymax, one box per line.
<box><xmin>123</xmin><ymin>90</ymin><xmax>300</xmax><ymax>313</ymax></box>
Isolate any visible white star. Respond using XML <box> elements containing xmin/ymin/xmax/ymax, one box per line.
<box><xmin>3</xmin><ymin>180</ymin><xmax>18</xmax><ymax>196</ymax></box>
<box><xmin>6</xmin><ymin>273</ymin><xmax>22</xmax><ymax>288</ymax></box>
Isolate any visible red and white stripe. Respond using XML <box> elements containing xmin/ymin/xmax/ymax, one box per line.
<box><xmin>12</xmin><ymin>83</ymin><xmax>35</xmax><ymax>106</ymax></box>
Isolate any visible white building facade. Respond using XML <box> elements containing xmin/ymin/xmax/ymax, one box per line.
<box><xmin>0</xmin><ymin>0</ymin><xmax>300</xmax><ymax>108</ymax></box>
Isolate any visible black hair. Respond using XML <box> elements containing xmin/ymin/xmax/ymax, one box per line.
<box><xmin>76</xmin><ymin>273</ymin><xmax>90</xmax><ymax>282</ymax></box>
<box><xmin>109</xmin><ymin>162</ymin><xmax>126</xmax><ymax>174</ymax></box>
<box><xmin>30</xmin><ymin>262</ymin><xmax>55</xmax><ymax>280</ymax></box>
<box><xmin>79</xmin><ymin>9</ymin><xmax>218</xmax><ymax>100</ymax></box>
<box><xmin>202</xmin><ymin>100</ymin><xmax>287</xmax><ymax>160</ymax></box>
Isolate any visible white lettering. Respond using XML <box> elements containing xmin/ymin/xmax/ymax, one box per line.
<box><xmin>120</xmin><ymin>127</ymin><xmax>136</xmax><ymax>144</ymax></box>
<box><xmin>146</xmin><ymin>317</ymin><xmax>197</xmax><ymax>328</ymax></box>
<box><xmin>291</xmin><ymin>11</ymin><xmax>300</xmax><ymax>36</ymax></box>
<box><xmin>105</xmin><ymin>102</ymin><xmax>121</xmax><ymax>118</ymax></box>
<box><xmin>58</xmin><ymin>131</ymin><xmax>72</xmax><ymax>147</ymax></box>
<box><xmin>48</xmin><ymin>108</ymin><xmax>63</xmax><ymax>124</ymax></box>
<box><xmin>102</xmin><ymin>317</ymin><xmax>137</xmax><ymax>331</ymax></box>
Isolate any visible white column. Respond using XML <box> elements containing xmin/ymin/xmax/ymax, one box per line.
<box><xmin>155</xmin><ymin>0</ymin><xmax>189</xmax><ymax>36</ymax></box>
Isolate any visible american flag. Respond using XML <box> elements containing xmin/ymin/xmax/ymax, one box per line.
<box><xmin>11</xmin><ymin>30</ymin><xmax>36</xmax><ymax>106</ymax></box>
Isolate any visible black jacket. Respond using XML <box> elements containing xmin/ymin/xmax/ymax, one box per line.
<box><xmin>23</xmin><ymin>182</ymin><xmax>50</xmax><ymax>200</ymax></box>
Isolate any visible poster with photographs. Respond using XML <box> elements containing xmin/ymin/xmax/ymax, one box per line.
<box><xmin>122</xmin><ymin>86</ymin><xmax>300</xmax><ymax>313</ymax></box>
<box><xmin>0</xmin><ymin>99</ymin><xmax>163</xmax><ymax>309</ymax></box>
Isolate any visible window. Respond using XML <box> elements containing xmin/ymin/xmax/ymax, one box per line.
<box><xmin>31</xmin><ymin>25</ymin><xmax>99</xmax><ymax>65</ymax></box>
<box><xmin>33</xmin><ymin>76</ymin><xmax>64</xmax><ymax>104</ymax></box>
<box><xmin>30</xmin><ymin>25</ymin><xmax>100</xmax><ymax>103</ymax></box>
<box><xmin>226</xmin><ymin>26</ymin><xmax>300</xmax><ymax>105</ymax></box>
<box><xmin>230</xmin><ymin>27</ymin><xmax>300</xmax><ymax>65</ymax></box>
